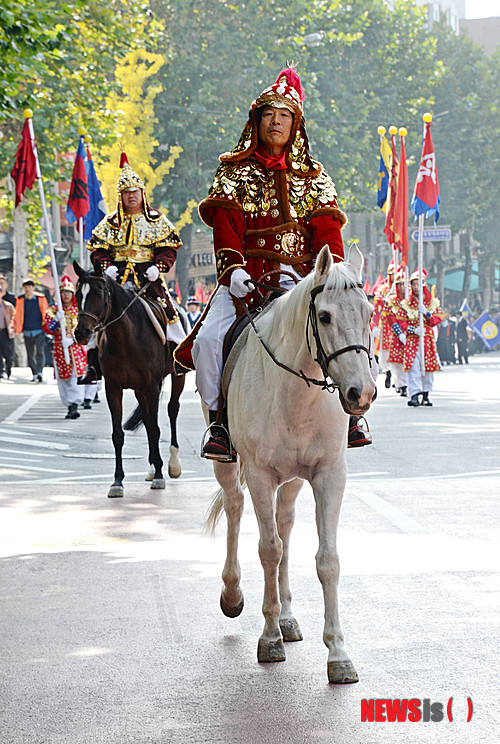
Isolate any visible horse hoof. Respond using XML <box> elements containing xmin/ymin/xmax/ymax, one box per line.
<box><xmin>279</xmin><ymin>618</ymin><xmax>303</xmax><ymax>642</ymax></box>
<box><xmin>258</xmin><ymin>638</ymin><xmax>286</xmax><ymax>663</ymax></box>
<box><xmin>327</xmin><ymin>660</ymin><xmax>359</xmax><ymax>684</ymax></box>
<box><xmin>108</xmin><ymin>485</ymin><xmax>124</xmax><ymax>498</ymax></box>
<box><xmin>220</xmin><ymin>592</ymin><xmax>244</xmax><ymax>618</ymax></box>
<box><xmin>145</xmin><ymin>464</ymin><xmax>155</xmax><ymax>482</ymax></box>
<box><xmin>150</xmin><ymin>478</ymin><xmax>165</xmax><ymax>490</ymax></box>
<box><xmin>168</xmin><ymin>446</ymin><xmax>181</xmax><ymax>479</ymax></box>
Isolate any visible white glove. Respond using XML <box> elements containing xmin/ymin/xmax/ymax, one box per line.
<box><xmin>55</xmin><ymin>309</ymin><xmax>65</xmax><ymax>322</ymax></box>
<box><xmin>418</xmin><ymin>302</ymin><xmax>427</xmax><ymax>314</ymax></box>
<box><xmin>145</xmin><ymin>265</ymin><xmax>160</xmax><ymax>282</ymax></box>
<box><xmin>230</xmin><ymin>268</ymin><xmax>254</xmax><ymax>298</ymax></box>
<box><xmin>414</xmin><ymin>326</ymin><xmax>424</xmax><ymax>337</ymax></box>
<box><xmin>398</xmin><ymin>332</ymin><xmax>407</xmax><ymax>345</ymax></box>
<box><xmin>105</xmin><ymin>265</ymin><xmax>119</xmax><ymax>281</ymax></box>
<box><xmin>62</xmin><ymin>336</ymin><xmax>75</xmax><ymax>348</ymax></box>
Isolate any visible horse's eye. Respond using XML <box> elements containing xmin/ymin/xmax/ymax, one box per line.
<box><xmin>319</xmin><ymin>311</ymin><xmax>331</xmax><ymax>325</ymax></box>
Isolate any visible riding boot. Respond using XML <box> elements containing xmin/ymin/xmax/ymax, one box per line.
<box><xmin>77</xmin><ymin>347</ymin><xmax>102</xmax><ymax>385</ymax></box>
<box><xmin>399</xmin><ymin>385</ymin><xmax>407</xmax><ymax>397</ymax></box>
<box><xmin>65</xmin><ymin>403</ymin><xmax>80</xmax><ymax>419</ymax></box>
<box><xmin>407</xmin><ymin>394</ymin><xmax>420</xmax><ymax>407</ymax></box>
<box><xmin>169</xmin><ymin>341</ymin><xmax>190</xmax><ymax>376</ymax></box>
<box><xmin>347</xmin><ymin>415</ymin><xmax>372</xmax><ymax>448</ymax></box>
<box><xmin>202</xmin><ymin>409</ymin><xmax>234</xmax><ymax>461</ymax></box>
<box><xmin>384</xmin><ymin>370</ymin><xmax>391</xmax><ymax>389</ymax></box>
<box><xmin>82</xmin><ymin>398</ymin><xmax>92</xmax><ymax>409</ymax></box>
<box><xmin>421</xmin><ymin>391</ymin><xmax>433</xmax><ymax>406</ymax></box>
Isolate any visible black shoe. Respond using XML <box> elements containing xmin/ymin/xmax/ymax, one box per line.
<box><xmin>421</xmin><ymin>392</ymin><xmax>432</xmax><ymax>406</ymax></box>
<box><xmin>399</xmin><ymin>386</ymin><xmax>407</xmax><ymax>397</ymax></box>
<box><xmin>65</xmin><ymin>403</ymin><xmax>80</xmax><ymax>419</ymax></box>
<box><xmin>407</xmin><ymin>394</ymin><xmax>420</xmax><ymax>407</ymax></box>
<box><xmin>384</xmin><ymin>370</ymin><xmax>391</xmax><ymax>389</ymax></box>
<box><xmin>36</xmin><ymin>374</ymin><xmax>42</xmax><ymax>383</ymax></box>
<box><xmin>202</xmin><ymin>425</ymin><xmax>236</xmax><ymax>461</ymax></box>
<box><xmin>77</xmin><ymin>366</ymin><xmax>98</xmax><ymax>385</ymax></box>
<box><xmin>82</xmin><ymin>399</ymin><xmax>92</xmax><ymax>410</ymax></box>
<box><xmin>93</xmin><ymin>392</ymin><xmax>100</xmax><ymax>403</ymax></box>
<box><xmin>347</xmin><ymin>416</ymin><xmax>372</xmax><ymax>448</ymax></box>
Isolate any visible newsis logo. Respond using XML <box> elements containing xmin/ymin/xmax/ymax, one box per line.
<box><xmin>361</xmin><ymin>698</ymin><xmax>473</xmax><ymax>723</ymax></box>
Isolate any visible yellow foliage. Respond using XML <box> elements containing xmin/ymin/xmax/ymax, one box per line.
<box><xmin>174</xmin><ymin>200</ymin><xmax>198</xmax><ymax>234</ymax></box>
<box><xmin>98</xmin><ymin>48</ymin><xmax>182</xmax><ymax>209</ymax></box>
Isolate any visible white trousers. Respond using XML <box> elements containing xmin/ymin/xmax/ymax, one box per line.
<box><xmin>407</xmin><ymin>353</ymin><xmax>434</xmax><ymax>397</ymax></box>
<box><xmin>390</xmin><ymin>363</ymin><xmax>407</xmax><ymax>389</ymax></box>
<box><xmin>166</xmin><ymin>317</ymin><xmax>187</xmax><ymax>346</ymax></box>
<box><xmin>379</xmin><ymin>347</ymin><xmax>390</xmax><ymax>372</ymax></box>
<box><xmin>193</xmin><ymin>287</ymin><xmax>236</xmax><ymax>410</ymax></box>
<box><xmin>55</xmin><ymin>366</ymin><xmax>85</xmax><ymax>407</ymax></box>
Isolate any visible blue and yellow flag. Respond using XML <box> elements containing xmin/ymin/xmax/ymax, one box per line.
<box><xmin>377</xmin><ymin>134</ymin><xmax>391</xmax><ymax>213</ymax></box>
<box><xmin>472</xmin><ymin>312</ymin><xmax>500</xmax><ymax>350</ymax></box>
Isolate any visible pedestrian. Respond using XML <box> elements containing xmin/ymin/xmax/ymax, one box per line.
<box><xmin>84</xmin><ymin>152</ymin><xmax>187</xmax><ymax>379</ymax></box>
<box><xmin>399</xmin><ymin>269</ymin><xmax>444</xmax><ymax>407</ymax></box>
<box><xmin>13</xmin><ymin>278</ymin><xmax>49</xmax><ymax>382</ymax></box>
<box><xmin>43</xmin><ymin>275</ymin><xmax>88</xmax><ymax>419</ymax></box>
<box><xmin>456</xmin><ymin>312</ymin><xmax>469</xmax><ymax>364</ymax></box>
<box><xmin>176</xmin><ymin>66</ymin><xmax>371</xmax><ymax>457</ymax></box>
<box><xmin>185</xmin><ymin>296</ymin><xmax>202</xmax><ymax>329</ymax></box>
<box><xmin>0</xmin><ymin>274</ymin><xmax>17</xmax><ymax>307</ymax></box>
<box><xmin>0</xmin><ymin>283</ymin><xmax>15</xmax><ymax>379</ymax></box>
<box><xmin>373</xmin><ymin>260</ymin><xmax>396</xmax><ymax>389</ymax></box>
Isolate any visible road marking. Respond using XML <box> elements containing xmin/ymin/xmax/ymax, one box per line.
<box><xmin>0</xmin><ymin>472</ymin><xmax>216</xmax><ymax>486</ymax></box>
<box><xmin>0</xmin><ymin>435</ymin><xmax>69</xmax><ymax>450</ymax></box>
<box><xmin>0</xmin><ymin>447</ymin><xmax>53</xmax><ymax>457</ymax></box>
<box><xmin>2</xmin><ymin>392</ymin><xmax>47</xmax><ymax>424</ymax></box>
<box><xmin>0</xmin><ymin>460</ymin><xmax>72</xmax><ymax>473</ymax></box>
<box><xmin>355</xmin><ymin>490</ymin><xmax>425</xmax><ymax>533</ymax></box>
<box><xmin>347</xmin><ymin>471</ymin><xmax>388</xmax><ymax>478</ymax></box>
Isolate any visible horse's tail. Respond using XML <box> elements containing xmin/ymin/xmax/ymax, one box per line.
<box><xmin>123</xmin><ymin>404</ymin><xmax>143</xmax><ymax>431</ymax></box>
<box><xmin>203</xmin><ymin>463</ymin><xmax>247</xmax><ymax>536</ymax></box>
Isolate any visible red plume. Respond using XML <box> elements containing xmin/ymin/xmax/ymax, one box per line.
<box><xmin>119</xmin><ymin>151</ymin><xmax>129</xmax><ymax>168</ymax></box>
<box><xmin>275</xmin><ymin>67</ymin><xmax>304</xmax><ymax>102</ymax></box>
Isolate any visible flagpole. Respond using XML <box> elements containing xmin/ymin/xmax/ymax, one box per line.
<box><xmin>78</xmin><ymin>216</ymin><xmax>84</xmax><ymax>267</ymax></box>
<box><xmin>24</xmin><ymin>109</ymin><xmax>70</xmax><ymax>364</ymax></box>
<box><xmin>417</xmin><ymin>113</ymin><xmax>433</xmax><ymax>368</ymax></box>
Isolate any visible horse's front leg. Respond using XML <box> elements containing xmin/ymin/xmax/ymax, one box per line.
<box><xmin>312</xmin><ymin>465</ymin><xmax>358</xmax><ymax>684</ymax></box>
<box><xmin>246</xmin><ymin>467</ymin><xmax>285</xmax><ymax>663</ymax></box>
<box><xmin>213</xmin><ymin>460</ymin><xmax>245</xmax><ymax>618</ymax></box>
<box><xmin>277</xmin><ymin>478</ymin><xmax>304</xmax><ymax>642</ymax></box>
<box><xmin>167</xmin><ymin>372</ymin><xmax>185</xmax><ymax>478</ymax></box>
<box><xmin>136</xmin><ymin>386</ymin><xmax>164</xmax><ymax>490</ymax></box>
<box><xmin>105</xmin><ymin>383</ymin><xmax>125</xmax><ymax>498</ymax></box>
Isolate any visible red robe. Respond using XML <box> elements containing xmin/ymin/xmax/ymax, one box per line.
<box><xmin>398</xmin><ymin>287</ymin><xmax>444</xmax><ymax>373</ymax></box>
<box><xmin>43</xmin><ymin>298</ymin><xmax>87</xmax><ymax>380</ymax></box>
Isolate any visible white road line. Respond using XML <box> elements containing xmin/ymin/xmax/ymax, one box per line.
<box><xmin>0</xmin><ymin>448</ymin><xmax>53</xmax><ymax>457</ymax></box>
<box><xmin>0</xmin><ymin>435</ymin><xmax>69</xmax><ymax>450</ymax></box>
<box><xmin>347</xmin><ymin>471</ymin><xmax>388</xmax><ymax>478</ymax></box>
<box><xmin>0</xmin><ymin>427</ymin><xmax>40</xmax><ymax>437</ymax></box>
<box><xmin>4</xmin><ymin>424</ymin><xmax>71</xmax><ymax>434</ymax></box>
<box><xmin>355</xmin><ymin>491</ymin><xmax>425</xmax><ymax>533</ymax></box>
<box><xmin>2</xmin><ymin>392</ymin><xmax>46</xmax><ymax>424</ymax></box>
<box><xmin>0</xmin><ymin>463</ymin><xmax>73</xmax><ymax>473</ymax></box>
<box><xmin>0</xmin><ymin>472</ymin><xmax>216</xmax><ymax>486</ymax></box>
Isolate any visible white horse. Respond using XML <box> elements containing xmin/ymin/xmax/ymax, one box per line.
<box><xmin>206</xmin><ymin>244</ymin><xmax>376</xmax><ymax>684</ymax></box>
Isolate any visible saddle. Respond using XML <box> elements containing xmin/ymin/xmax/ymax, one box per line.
<box><xmin>139</xmin><ymin>296</ymin><xmax>169</xmax><ymax>345</ymax></box>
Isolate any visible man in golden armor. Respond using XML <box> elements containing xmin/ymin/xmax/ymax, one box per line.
<box><xmin>80</xmin><ymin>154</ymin><xmax>186</xmax><ymax>383</ymax></box>
<box><xmin>176</xmin><ymin>66</ymin><xmax>371</xmax><ymax>458</ymax></box>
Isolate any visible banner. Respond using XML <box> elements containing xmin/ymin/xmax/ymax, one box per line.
<box><xmin>377</xmin><ymin>133</ymin><xmax>391</xmax><ymax>213</ymax></box>
<box><xmin>66</xmin><ymin>136</ymin><xmax>89</xmax><ymax>224</ymax></box>
<box><xmin>11</xmin><ymin>119</ymin><xmax>37</xmax><ymax>206</ymax></box>
<box><xmin>411</xmin><ymin>119</ymin><xmax>440</xmax><ymax>223</ymax></box>
<box><xmin>83</xmin><ymin>146</ymin><xmax>106</xmax><ymax>240</ymax></box>
<box><xmin>472</xmin><ymin>312</ymin><xmax>500</xmax><ymax>350</ymax></box>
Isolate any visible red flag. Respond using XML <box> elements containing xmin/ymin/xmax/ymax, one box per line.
<box><xmin>363</xmin><ymin>276</ymin><xmax>370</xmax><ymax>293</ymax></box>
<box><xmin>194</xmin><ymin>283</ymin><xmax>204</xmax><ymax>304</ymax></box>
<box><xmin>66</xmin><ymin>137</ymin><xmax>89</xmax><ymax>223</ymax></box>
<box><xmin>174</xmin><ymin>281</ymin><xmax>182</xmax><ymax>303</ymax></box>
<box><xmin>383</xmin><ymin>132</ymin><xmax>399</xmax><ymax>245</ymax></box>
<box><xmin>370</xmin><ymin>273</ymin><xmax>384</xmax><ymax>294</ymax></box>
<box><xmin>11</xmin><ymin>119</ymin><xmax>37</xmax><ymax>207</ymax></box>
<box><xmin>411</xmin><ymin>119</ymin><xmax>440</xmax><ymax>222</ymax></box>
<box><xmin>393</xmin><ymin>135</ymin><xmax>409</xmax><ymax>266</ymax></box>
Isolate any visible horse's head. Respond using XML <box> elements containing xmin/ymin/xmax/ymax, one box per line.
<box><xmin>73</xmin><ymin>260</ymin><xmax>109</xmax><ymax>345</ymax></box>
<box><xmin>312</xmin><ymin>245</ymin><xmax>377</xmax><ymax>415</ymax></box>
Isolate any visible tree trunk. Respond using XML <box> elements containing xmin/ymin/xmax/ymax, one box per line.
<box><xmin>176</xmin><ymin>222</ymin><xmax>193</xmax><ymax>305</ymax></box>
<box><xmin>479</xmin><ymin>252</ymin><xmax>493</xmax><ymax>311</ymax></box>
<box><xmin>435</xmin><ymin>244</ymin><xmax>445</xmax><ymax>305</ymax></box>
<box><xmin>12</xmin><ymin>206</ymin><xmax>29</xmax><ymax>295</ymax></box>
<box><xmin>461</xmin><ymin>229</ymin><xmax>472</xmax><ymax>299</ymax></box>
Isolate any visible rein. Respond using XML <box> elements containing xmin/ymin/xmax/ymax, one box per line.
<box><xmin>238</xmin><ymin>280</ymin><xmax>371</xmax><ymax>393</ymax></box>
<box><xmin>77</xmin><ymin>276</ymin><xmax>151</xmax><ymax>333</ymax></box>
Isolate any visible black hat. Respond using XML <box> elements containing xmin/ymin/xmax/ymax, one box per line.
<box><xmin>22</xmin><ymin>278</ymin><xmax>35</xmax><ymax>286</ymax></box>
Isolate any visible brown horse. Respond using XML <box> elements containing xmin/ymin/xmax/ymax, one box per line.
<box><xmin>73</xmin><ymin>261</ymin><xmax>186</xmax><ymax>498</ymax></box>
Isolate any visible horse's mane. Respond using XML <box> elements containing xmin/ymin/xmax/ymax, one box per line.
<box><xmin>257</xmin><ymin>260</ymin><xmax>360</xmax><ymax>352</ymax></box>
<box><xmin>81</xmin><ymin>271</ymin><xmax>147</xmax><ymax>326</ymax></box>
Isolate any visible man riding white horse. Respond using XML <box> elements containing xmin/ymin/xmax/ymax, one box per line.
<box><xmin>175</xmin><ymin>66</ymin><xmax>372</xmax><ymax>458</ymax></box>
<box><xmin>79</xmin><ymin>153</ymin><xmax>186</xmax><ymax>383</ymax></box>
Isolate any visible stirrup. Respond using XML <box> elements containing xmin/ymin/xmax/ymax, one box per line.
<box><xmin>200</xmin><ymin>422</ymin><xmax>237</xmax><ymax>463</ymax></box>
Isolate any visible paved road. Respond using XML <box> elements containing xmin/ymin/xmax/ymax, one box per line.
<box><xmin>0</xmin><ymin>357</ymin><xmax>499</xmax><ymax>743</ymax></box>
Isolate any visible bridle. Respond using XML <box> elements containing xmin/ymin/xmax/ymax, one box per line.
<box><xmin>77</xmin><ymin>274</ymin><xmax>150</xmax><ymax>333</ymax></box>
<box><xmin>239</xmin><ymin>280</ymin><xmax>372</xmax><ymax>393</ymax></box>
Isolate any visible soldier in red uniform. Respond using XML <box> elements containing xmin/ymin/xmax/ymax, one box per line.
<box><xmin>373</xmin><ymin>260</ymin><xmax>395</xmax><ymax>389</ymax></box>
<box><xmin>399</xmin><ymin>268</ymin><xmax>444</xmax><ymax>407</ymax></box>
<box><xmin>176</xmin><ymin>67</ymin><xmax>371</xmax><ymax>458</ymax></box>
<box><xmin>386</xmin><ymin>268</ymin><xmax>408</xmax><ymax>397</ymax></box>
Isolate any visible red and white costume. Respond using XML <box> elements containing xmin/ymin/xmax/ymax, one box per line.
<box><xmin>373</xmin><ymin>261</ymin><xmax>395</xmax><ymax>373</ymax></box>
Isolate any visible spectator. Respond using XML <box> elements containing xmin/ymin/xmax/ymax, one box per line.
<box><xmin>13</xmin><ymin>278</ymin><xmax>49</xmax><ymax>382</ymax></box>
<box><xmin>0</xmin><ymin>284</ymin><xmax>15</xmax><ymax>379</ymax></box>
<box><xmin>456</xmin><ymin>312</ymin><xmax>469</xmax><ymax>364</ymax></box>
<box><xmin>185</xmin><ymin>296</ymin><xmax>202</xmax><ymax>329</ymax></box>
<box><xmin>0</xmin><ymin>274</ymin><xmax>17</xmax><ymax>307</ymax></box>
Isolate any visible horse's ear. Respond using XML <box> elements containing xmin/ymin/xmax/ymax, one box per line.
<box><xmin>315</xmin><ymin>245</ymin><xmax>332</xmax><ymax>284</ymax></box>
<box><xmin>73</xmin><ymin>260</ymin><xmax>85</xmax><ymax>279</ymax></box>
<box><xmin>347</xmin><ymin>243</ymin><xmax>364</xmax><ymax>282</ymax></box>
